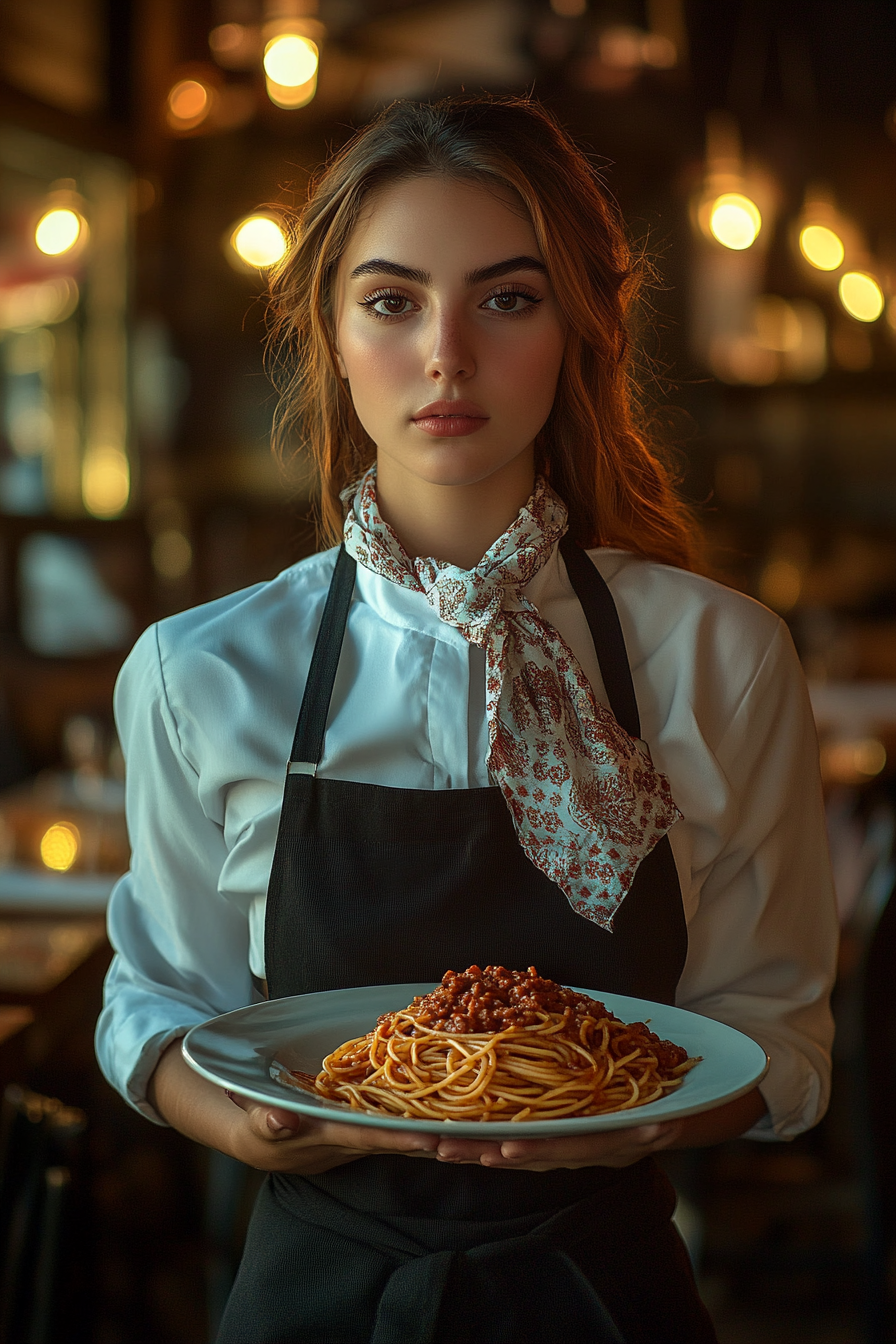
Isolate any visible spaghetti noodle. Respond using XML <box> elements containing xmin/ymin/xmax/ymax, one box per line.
<box><xmin>284</xmin><ymin>966</ymin><xmax>700</xmax><ymax>1122</ymax></box>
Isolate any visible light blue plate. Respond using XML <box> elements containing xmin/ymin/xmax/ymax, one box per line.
<box><xmin>183</xmin><ymin>983</ymin><xmax>768</xmax><ymax>1138</ymax></box>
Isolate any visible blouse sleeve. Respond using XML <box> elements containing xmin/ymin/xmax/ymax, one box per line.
<box><xmin>674</xmin><ymin>620</ymin><xmax>838</xmax><ymax>1140</ymax></box>
<box><xmin>95</xmin><ymin>624</ymin><xmax>253</xmax><ymax>1123</ymax></box>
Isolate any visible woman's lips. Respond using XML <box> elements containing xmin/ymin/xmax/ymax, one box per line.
<box><xmin>412</xmin><ymin>415</ymin><xmax>489</xmax><ymax>437</ymax></box>
<box><xmin>411</xmin><ymin>401</ymin><xmax>489</xmax><ymax>437</ymax></box>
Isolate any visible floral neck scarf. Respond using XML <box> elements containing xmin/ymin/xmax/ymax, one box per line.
<box><xmin>342</xmin><ymin>468</ymin><xmax>681</xmax><ymax>930</ymax></box>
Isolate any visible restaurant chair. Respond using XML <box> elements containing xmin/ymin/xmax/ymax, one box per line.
<box><xmin>0</xmin><ymin>1084</ymin><xmax>86</xmax><ymax>1344</ymax></box>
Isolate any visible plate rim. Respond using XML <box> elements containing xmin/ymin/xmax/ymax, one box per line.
<box><xmin>182</xmin><ymin>982</ymin><xmax>770</xmax><ymax>1137</ymax></box>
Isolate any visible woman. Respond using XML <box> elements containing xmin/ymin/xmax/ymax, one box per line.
<box><xmin>97</xmin><ymin>97</ymin><xmax>837</xmax><ymax>1343</ymax></box>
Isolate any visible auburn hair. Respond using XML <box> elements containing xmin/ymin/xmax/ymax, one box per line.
<box><xmin>266</xmin><ymin>95</ymin><xmax>701</xmax><ymax>570</ymax></box>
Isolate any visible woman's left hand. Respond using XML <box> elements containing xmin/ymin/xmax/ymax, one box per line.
<box><xmin>435</xmin><ymin>1087</ymin><xmax>768</xmax><ymax>1171</ymax></box>
<box><xmin>436</xmin><ymin>1121</ymin><xmax>680</xmax><ymax>1171</ymax></box>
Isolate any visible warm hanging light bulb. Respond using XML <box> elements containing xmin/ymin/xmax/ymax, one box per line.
<box><xmin>799</xmin><ymin>224</ymin><xmax>845</xmax><ymax>272</ymax></box>
<box><xmin>838</xmin><ymin>271</ymin><xmax>885</xmax><ymax>323</ymax></box>
<box><xmin>231</xmin><ymin>214</ymin><xmax>288</xmax><ymax>269</ymax></box>
<box><xmin>35</xmin><ymin>208</ymin><xmax>84</xmax><ymax>256</ymax></box>
<box><xmin>708</xmin><ymin>193</ymin><xmax>762</xmax><ymax>250</ymax></box>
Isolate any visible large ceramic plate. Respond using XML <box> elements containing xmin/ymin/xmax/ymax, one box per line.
<box><xmin>182</xmin><ymin>983</ymin><xmax>769</xmax><ymax>1138</ymax></box>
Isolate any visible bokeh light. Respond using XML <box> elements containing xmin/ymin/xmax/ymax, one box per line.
<box><xmin>799</xmin><ymin>224</ymin><xmax>845</xmax><ymax>272</ymax></box>
<box><xmin>167</xmin><ymin>79</ymin><xmax>212</xmax><ymax>128</ymax></box>
<box><xmin>210</xmin><ymin>23</ymin><xmax>244</xmax><ymax>56</ymax></box>
<box><xmin>82</xmin><ymin>445</ymin><xmax>130</xmax><ymax>517</ymax></box>
<box><xmin>0</xmin><ymin>277</ymin><xmax>79</xmax><ymax>332</ymax></box>
<box><xmin>838</xmin><ymin>271</ymin><xmax>884</xmax><ymax>322</ymax></box>
<box><xmin>820</xmin><ymin>737</ymin><xmax>887</xmax><ymax>786</ymax></box>
<box><xmin>758</xmin><ymin>558</ymin><xmax>802</xmax><ymax>612</ymax></box>
<box><xmin>231</xmin><ymin>215</ymin><xmax>288</xmax><ymax>268</ymax></box>
<box><xmin>152</xmin><ymin>529</ymin><xmax>193</xmax><ymax>581</ymax></box>
<box><xmin>708</xmin><ymin>193</ymin><xmax>762</xmax><ymax>250</ymax></box>
<box><xmin>40</xmin><ymin>822</ymin><xmax>80</xmax><ymax>872</ymax></box>
<box><xmin>263</xmin><ymin>34</ymin><xmax>319</xmax><ymax>87</ymax></box>
<box><xmin>35</xmin><ymin>208</ymin><xmax>83</xmax><ymax>257</ymax></box>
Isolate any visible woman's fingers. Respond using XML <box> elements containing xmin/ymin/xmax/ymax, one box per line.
<box><xmin>315</xmin><ymin>1117</ymin><xmax>439</xmax><ymax>1154</ymax></box>
<box><xmin>224</xmin><ymin>1090</ymin><xmax>301</xmax><ymax>1137</ymax></box>
<box><xmin>436</xmin><ymin>1138</ymin><xmax>503</xmax><ymax>1164</ymax></box>
<box><xmin>436</xmin><ymin>1120</ymin><xmax>681</xmax><ymax>1170</ymax></box>
<box><xmin>220</xmin><ymin>1089</ymin><xmax>438</xmax><ymax>1155</ymax></box>
<box><xmin>496</xmin><ymin>1121</ymin><xmax>678</xmax><ymax>1165</ymax></box>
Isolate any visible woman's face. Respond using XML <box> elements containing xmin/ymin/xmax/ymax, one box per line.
<box><xmin>333</xmin><ymin>174</ymin><xmax>565</xmax><ymax>495</ymax></box>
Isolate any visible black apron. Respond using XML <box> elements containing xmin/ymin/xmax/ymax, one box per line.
<box><xmin>218</xmin><ymin>537</ymin><xmax>718</xmax><ymax>1344</ymax></box>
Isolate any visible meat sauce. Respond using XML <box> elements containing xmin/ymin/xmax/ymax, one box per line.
<box><xmin>387</xmin><ymin>965</ymin><xmax>688</xmax><ymax>1069</ymax></box>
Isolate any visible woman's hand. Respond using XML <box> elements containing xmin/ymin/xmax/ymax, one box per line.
<box><xmin>147</xmin><ymin>1041</ymin><xmax>438</xmax><ymax>1175</ymax></box>
<box><xmin>434</xmin><ymin>1087</ymin><xmax>768</xmax><ymax>1172</ymax></box>
<box><xmin>434</xmin><ymin>1120</ymin><xmax>680</xmax><ymax>1171</ymax></box>
<box><xmin>223</xmin><ymin>1090</ymin><xmax>439</xmax><ymax>1175</ymax></box>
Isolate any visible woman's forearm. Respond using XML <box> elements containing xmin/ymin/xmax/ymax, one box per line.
<box><xmin>666</xmin><ymin>1086</ymin><xmax>768</xmax><ymax>1149</ymax></box>
<box><xmin>148</xmin><ymin>1040</ymin><xmax>246</xmax><ymax>1149</ymax></box>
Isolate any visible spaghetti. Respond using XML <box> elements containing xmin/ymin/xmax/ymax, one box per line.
<box><xmin>284</xmin><ymin>966</ymin><xmax>700</xmax><ymax>1122</ymax></box>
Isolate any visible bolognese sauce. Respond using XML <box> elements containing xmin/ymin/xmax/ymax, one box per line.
<box><xmin>392</xmin><ymin>965</ymin><xmax>689</xmax><ymax>1070</ymax></box>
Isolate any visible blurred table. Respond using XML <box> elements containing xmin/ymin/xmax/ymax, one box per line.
<box><xmin>0</xmin><ymin>913</ymin><xmax>108</xmax><ymax>1000</ymax></box>
<box><xmin>0</xmin><ymin>866</ymin><xmax>115</xmax><ymax>912</ymax></box>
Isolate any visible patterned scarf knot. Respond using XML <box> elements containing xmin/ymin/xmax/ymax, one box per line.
<box><xmin>343</xmin><ymin>467</ymin><xmax>681</xmax><ymax>930</ymax></box>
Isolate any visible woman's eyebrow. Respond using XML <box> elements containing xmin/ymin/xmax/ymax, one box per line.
<box><xmin>465</xmin><ymin>255</ymin><xmax>547</xmax><ymax>285</ymax></box>
<box><xmin>348</xmin><ymin>255</ymin><xmax>547</xmax><ymax>286</ymax></box>
<box><xmin>349</xmin><ymin>259</ymin><xmax>431</xmax><ymax>283</ymax></box>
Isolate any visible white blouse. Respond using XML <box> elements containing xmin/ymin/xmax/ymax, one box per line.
<box><xmin>96</xmin><ymin>543</ymin><xmax>838</xmax><ymax>1140</ymax></box>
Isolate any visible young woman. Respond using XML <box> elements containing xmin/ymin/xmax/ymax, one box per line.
<box><xmin>97</xmin><ymin>97</ymin><xmax>837</xmax><ymax>1343</ymax></box>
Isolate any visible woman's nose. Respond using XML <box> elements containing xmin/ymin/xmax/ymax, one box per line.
<box><xmin>423</xmin><ymin>313</ymin><xmax>476</xmax><ymax>381</ymax></box>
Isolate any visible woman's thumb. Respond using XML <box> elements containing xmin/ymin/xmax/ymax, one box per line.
<box><xmin>264</xmin><ymin>1107</ymin><xmax>303</xmax><ymax>1137</ymax></box>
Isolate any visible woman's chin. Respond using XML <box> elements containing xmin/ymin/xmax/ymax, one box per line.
<box><xmin>375</xmin><ymin>442</ymin><xmax>537</xmax><ymax>494</ymax></box>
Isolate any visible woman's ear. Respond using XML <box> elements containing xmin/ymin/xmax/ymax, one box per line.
<box><xmin>335</xmin><ymin>349</ymin><xmax>348</xmax><ymax>379</ymax></box>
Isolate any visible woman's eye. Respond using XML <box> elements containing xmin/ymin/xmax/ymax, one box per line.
<box><xmin>482</xmin><ymin>290</ymin><xmax>541</xmax><ymax>315</ymax></box>
<box><xmin>362</xmin><ymin>292</ymin><xmax>415</xmax><ymax>318</ymax></box>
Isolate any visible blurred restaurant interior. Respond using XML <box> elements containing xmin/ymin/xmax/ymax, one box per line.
<box><xmin>0</xmin><ymin>0</ymin><xmax>895</xmax><ymax>1340</ymax></box>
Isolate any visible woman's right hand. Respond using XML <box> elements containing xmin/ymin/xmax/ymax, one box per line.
<box><xmin>223</xmin><ymin>1088</ymin><xmax>439</xmax><ymax>1174</ymax></box>
<box><xmin>147</xmin><ymin>1040</ymin><xmax>439</xmax><ymax>1175</ymax></box>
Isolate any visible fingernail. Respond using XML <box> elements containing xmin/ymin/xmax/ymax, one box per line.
<box><xmin>266</xmin><ymin>1114</ymin><xmax>291</xmax><ymax>1134</ymax></box>
<box><xmin>224</xmin><ymin>1089</ymin><xmax>239</xmax><ymax>1106</ymax></box>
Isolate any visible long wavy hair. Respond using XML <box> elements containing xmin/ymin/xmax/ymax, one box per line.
<box><xmin>266</xmin><ymin>95</ymin><xmax>701</xmax><ymax>570</ymax></box>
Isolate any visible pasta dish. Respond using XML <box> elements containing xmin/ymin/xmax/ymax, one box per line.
<box><xmin>283</xmin><ymin>966</ymin><xmax>699</xmax><ymax>1122</ymax></box>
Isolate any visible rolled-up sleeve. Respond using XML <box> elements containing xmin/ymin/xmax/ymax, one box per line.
<box><xmin>675</xmin><ymin>622</ymin><xmax>838</xmax><ymax>1139</ymax></box>
<box><xmin>95</xmin><ymin>624</ymin><xmax>253</xmax><ymax>1123</ymax></box>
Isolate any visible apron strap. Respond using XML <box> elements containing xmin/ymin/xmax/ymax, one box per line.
<box><xmin>558</xmin><ymin>535</ymin><xmax>641</xmax><ymax>739</ymax></box>
<box><xmin>288</xmin><ymin>545</ymin><xmax>357</xmax><ymax>771</ymax></box>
